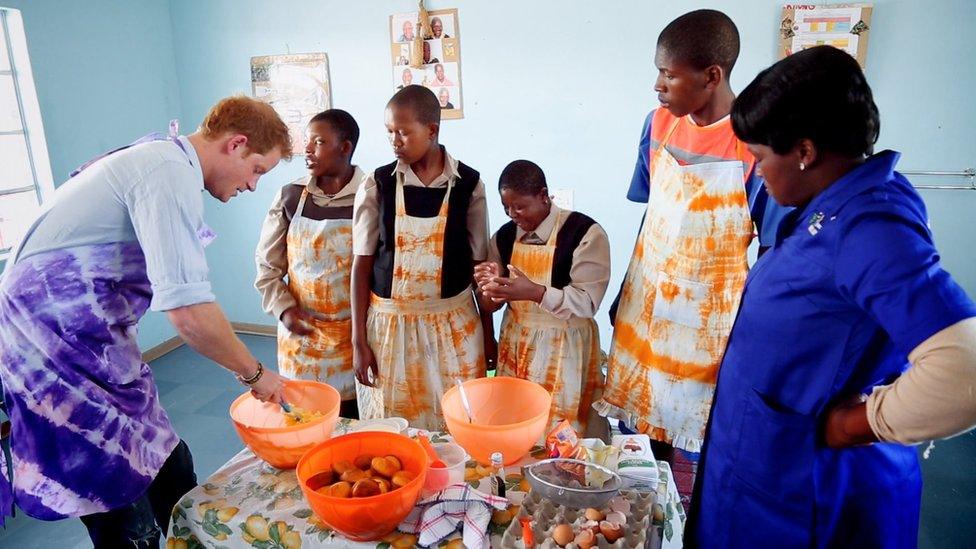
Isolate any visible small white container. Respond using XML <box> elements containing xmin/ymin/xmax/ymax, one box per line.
<box><xmin>422</xmin><ymin>442</ymin><xmax>467</xmax><ymax>495</ymax></box>
<box><xmin>352</xmin><ymin>417</ymin><xmax>409</xmax><ymax>435</ymax></box>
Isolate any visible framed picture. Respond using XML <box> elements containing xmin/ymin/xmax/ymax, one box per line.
<box><xmin>251</xmin><ymin>53</ymin><xmax>332</xmax><ymax>153</ymax></box>
<box><xmin>389</xmin><ymin>8</ymin><xmax>464</xmax><ymax>120</ymax></box>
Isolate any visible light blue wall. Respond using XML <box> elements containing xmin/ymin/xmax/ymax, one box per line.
<box><xmin>3</xmin><ymin>0</ymin><xmax>182</xmax><ymax>348</ymax></box>
<box><xmin>168</xmin><ymin>0</ymin><xmax>976</xmax><ymax>346</ymax></box>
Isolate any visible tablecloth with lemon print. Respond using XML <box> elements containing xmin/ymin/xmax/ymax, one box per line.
<box><xmin>167</xmin><ymin>418</ymin><xmax>685</xmax><ymax>548</ymax></box>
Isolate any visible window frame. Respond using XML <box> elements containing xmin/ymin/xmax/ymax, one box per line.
<box><xmin>0</xmin><ymin>7</ymin><xmax>55</xmax><ymax>260</ymax></box>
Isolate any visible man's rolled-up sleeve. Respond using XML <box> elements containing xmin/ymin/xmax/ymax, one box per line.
<box><xmin>125</xmin><ymin>161</ymin><xmax>215</xmax><ymax>311</ymax></box>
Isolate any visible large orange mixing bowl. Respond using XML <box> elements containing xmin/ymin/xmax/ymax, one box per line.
<box><xmin>441</xmin><ymin>376</ymin><xmax>552</xmax><ymax>465</ymax></box>
<box><xmin>230</xmin><ymin>380</ymin><xmax>341</xmax><ymax>469</ymax></box>
<box><xmin>297</xmin><ymin>431</ymin><xmax>429</xmax><ymax>541</ymax></box>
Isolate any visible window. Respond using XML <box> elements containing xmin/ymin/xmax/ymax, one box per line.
<box><xmin>0</xmin><ymin>8</ymin><xmax>53</xmax><ymax>260</ymax></box>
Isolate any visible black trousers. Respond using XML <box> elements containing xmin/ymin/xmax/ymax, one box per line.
<box><xmin>79</xmin><ymin>439</ymin><xmax>196</xmax><ymax>548</ymax></box>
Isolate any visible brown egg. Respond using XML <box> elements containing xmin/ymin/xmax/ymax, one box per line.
<box><xmin>374</xmin><ymin>478</ymin><xmax>391</xmax><ymax>493</ymax></box>
<box><xmin>574</xmin><ymin>528</ymin><xmax>596</xmax><ymax>549</ymax></box>
<box><xmin>385</xmin><ymin>455</ymin><xmax>403</xmax><ymax>470</ymax></box>
<box><xmin>351</xmin><ymin>479</ymin><xmax>381</xmax><ymax>498</ymax></box>
<box><xmin>353</xmin><ymin>454</ymin><xmax>374</xmax><ymax>470</ymax></box>
<box><xmin>600</xmin><ymin>521</ymin><xmax>624</xmax><ymax>543</ymax></box>
<box><xmin>391</xmin><ymin>470</ymin><xmax>416</xmax><ymax>488</ymax></box>
<box><xmin>371</xmin><ymin>456</ymin><xmax>400</xmax><ymax>478</ymax></box>
<box><xmin>332</xmin><ymin>460</ymin><xmax>356</xmax><ymax>475</ymax></box>
<box><xmin>340</xmin><ymin>468</ymin><xmax>369</xmax><ymax>483</ymax></box>
<box><xmin>552</xmin><ymin>523</ymin><xmax>574</xmax><ymax>547</ymax></box>
<box><xmin>327</xmin><ymin>481</ymin><xmax>352</xmax><ymax>498</ymax></box>
<box><xmin>305</xmin><ymin>470</ymin><xmax>334</xmax><ymax>491</ymax></box>
<box><xmin>584</xmin><ymin>508</ymin><xmax>605</xmax><ymax>522</ymax></box>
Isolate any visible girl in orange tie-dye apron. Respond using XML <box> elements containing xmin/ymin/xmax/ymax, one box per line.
<box><xmin>356</xmin><ymin>172</ymin><xmax>486</xmax><ymax>431</ymax></box>
<box><xmin>478</xmin><ymin>160</ymin><xmax>611</xmax><ymax>437</ymax></box>
<box><xmin>276</xmin><ymin>189</ymin><xmax>356</xmax><ymax>399</ymax></box>
<box><xmin>495</xmin><ymin>214</ymin><xmax>606</xmax><ymax>435</ymax></box>
<box><xmin>256</xmin><ymin>110</ymin><xmax>363</xmax><ymax>417</ymax></box>
<box><xmin>595</xmin><ymin>117</ymin><xmax>752</xmax><ymax>452</ymax></box>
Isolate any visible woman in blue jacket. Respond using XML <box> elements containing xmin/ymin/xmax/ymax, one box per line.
<box><xmin>689</xmin><ymin>45</ymin><xmax>976</xmax><ymax>547</ymax></box>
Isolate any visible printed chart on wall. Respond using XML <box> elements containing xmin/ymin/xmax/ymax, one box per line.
<box><xmin>779</xmin><ymin>3</ymin><xmax>873</xmax><ymax>68</ymax></box>
<box><xmin>251</xmin><ymin>53</ymin><xmax>333</xmax><ymax>154</ymax></box>
<box><xmin>390</xmin><ymin>8</ymin><xmax>463</xmax><ymax>120</ymax></box>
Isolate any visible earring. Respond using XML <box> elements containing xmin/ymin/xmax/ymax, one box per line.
<box><xmin>799</xmin><ymin>162</ymin><xmax>806</xmax><ymax>171</ymax></box>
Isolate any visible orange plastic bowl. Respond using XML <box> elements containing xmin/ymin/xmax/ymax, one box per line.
<box><xmin>296</xmin><ymin>432</ymin><xmax>429</xmax><ymax>541</ymax></box>
<box><xmin>441</xmin><ymin>376</ymin><xmax>552</xmax><ymax>465</ymax></box>
<box><xmin>230</xmin><ymin>380</ymin><xmax>341</xmax><ymax>469</ymax></box>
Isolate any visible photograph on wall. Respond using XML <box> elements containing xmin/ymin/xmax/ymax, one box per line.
<box><xmin>393</xmin><ymin>66</ymin><xmax>425</xmax><ymax>91</ymax></box>
<box><xmin>433</xmin><ymin>85</ymin><xmax>458</xmax><ymax>110</ymax></box>
<box><xmin>779</xmin><ymin>3</ymin><xmax>873</xmax><ymax>68</ymax></box>
<box><xmin>389</xmin><ymin>8</ymin><xmax>463</xmax><ymax>119</ymax></box>
<box><xmin>392</xmin><ymin>43</ymin><xmax>411</xmax><ymax>66</ymax></box>
<box><xmin>423</xmin><ymin>39</ymin><xmax>444</xmax><ymax>64</ymax></box>
<box><xmin>428</xmin><ymin>14</ymin><xmax>454</xmax><ymax>39</ymax></box>
<box><xmin>251</xmin><ymin>53</ymin><xmax>332</xmax><ymax>154</ymax></box>
<box><xmin>425</xmin><ymin>61</ymin><xmax>458</xmax><ymax>89</ymax></box>
<box><xmin>391</xmin><ymin>13</ymin><xmax>418</xmax><ymax>43</ymax></box>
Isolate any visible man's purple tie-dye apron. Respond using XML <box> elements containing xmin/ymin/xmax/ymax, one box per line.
<box><xmin>0</xmin><ymin>123</ymin><xmax>191</xmax><ymax>525</ymax></box>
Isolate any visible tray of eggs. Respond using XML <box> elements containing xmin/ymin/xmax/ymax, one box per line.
<box><xmin>305</xmin><ymin>454</ymin><xmax>417</xmax><ymax>498</ymax></box>
<box><xmin>500</xmin><ymin>490</ymin><xmax>656</xmax><ymax>548</ymax></box>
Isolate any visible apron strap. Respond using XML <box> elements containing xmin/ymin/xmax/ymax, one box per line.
<box><xmin>660</xmin><ymin>117</ymin><xmax>683</xmax><ymax>150</ymax></box>
<box><xmin>439</xmin><ymin>179</ymin><xmax>455</xmax><ymax>215</ymax></box>
<box><xmin>295</xmin><ymin>189</ymin><xmax>311</xmax><ymax>220</ymax></box>
<box><xmin>649</xmin><ymin>117</ymin><xmax>684</xmax><ymax>182</ymax></box>
<box><xmin>69</xmin><ymin>119</ymin><xmax>189</xmax><ymax>178</ymax></box>
<box><xmin>394</xmin><ymin>172</ymin><xmax>407</xmax><ymax>216</ymax></box>
<box><xmin>543</xmin><ymin>209</ymin><xmax>562</xmax><ymax>246</ymax></box>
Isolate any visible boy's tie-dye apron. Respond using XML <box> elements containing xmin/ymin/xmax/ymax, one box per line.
<box><xmin>277</xmin><ymin>190</ymin><xmax>356</xmax><ymax>400</ymax></box>
<box><xmin>0</xmin><ymin>126</ymin><xmax>191</xmax><ymax>523</ymax></box>
<box><xmin>356</xmin><ymin>176</ymin><xmax>485</xmax><ymax>431</ymax></box>
<box><xmin>596</xmin><ymin>118</ymin><xmax>752</xmax><ymax>452</ymax></box>
<box><xmin>496</xmin><ymin>211</ymin><xmax>604</xmax><ymax>435</ymax></box>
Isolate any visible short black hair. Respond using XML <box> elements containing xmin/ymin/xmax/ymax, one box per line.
<box><xmin>308</xmin><ymin>109</ymin><xmax>360</xmax><ymax>157</ymax></box>
<box><xmin>732</xmin><ymin>46</ymin><xmax>880</xmax><ymax>157</ymax></box>
<box><xmin>387</xmin><ymin>85</ymin><xmax>440</xmax><ymax>125</ymax></box>
<box><xmin>657</xmin><ymin>9</ymin><xmax>740</xmax><ymax>75</ymax></box>
<box><xmin>498</xmin><ymin>160</ymin><xmax>547</xmax><ymax>195</ymax></box>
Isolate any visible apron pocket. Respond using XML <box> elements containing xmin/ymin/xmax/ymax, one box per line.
<box><xmin>650</xmin><ymin>272</ymin><xmax>709</xmax><ymax>329</ymax></box>
<box><xmin>733</xmin><ymin>388</ymin><xmax>815</xmax><ymax>501</ymax></box>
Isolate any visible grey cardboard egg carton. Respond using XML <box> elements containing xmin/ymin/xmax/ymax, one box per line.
<box><xmin>500</xmin><ymin>490</ymin><xmax>657</xmax><ymax>549</ymax></box>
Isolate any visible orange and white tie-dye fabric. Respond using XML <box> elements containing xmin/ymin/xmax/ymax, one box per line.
<box><xmin>389</xmin><ymin>179</ymin><xmax>448</xmax><ymax>301</ymax></box>
<box><xmin>596</xmin><ymin>120</ymin><xmax>752</xmax><ymax>452</ymax></box>
<box><xmin>497</xmin><ymin>212</ymin><xmax>604</xmax><ymax>435</ymax></box>
<box><xmin>356</xmin><ymin>176</ymin><xmax>485</xmax><ymax>431</ymax></box>
<box><xmin>278</xmin><ymin>190</ymin><xmax>356</xmax><ymax>400</ymax></box>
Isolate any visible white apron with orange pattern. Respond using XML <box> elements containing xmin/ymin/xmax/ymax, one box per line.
<box><xmin>356</xmin><ymin>175</ymin><xmax>486</xmax><ymax>431</ymax></box>
<box><xmin>496</xmin><ymin>211</ymin><xmax>604</xmax><ymax>436</ymax></box>
<box><xmin>596</xmin><ymin>118</ymin><xmax>752</xmax><ymax>452</ymax></box>
<box><xmin>277</xmin><ymin>190</ymin><xmax>356</xmax><ymax>400</ymax></box>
